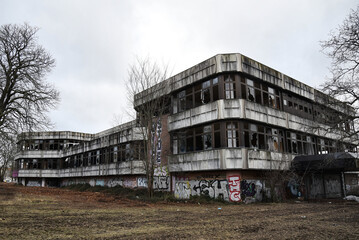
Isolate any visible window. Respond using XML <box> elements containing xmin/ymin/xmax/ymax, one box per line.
<box><xmin>177</xmin><ymin>90</ymin><xmax>186</xmax><ymax>112</ymax></box>
<box><xmin>304</xmin><ymin>136</ymin><xmax>315</xmax><ymax>155</ymax></box>
<box><xmin>203</xmin><ymin>125</ymin><xmax>212</xmax><ymax>150</ymax></box>
<box><xmin>214</xmin><ymin>123</ymin><xmax>221</xmax><ymax>148</ymax></box>
<box><xmin>201</xmin><ymin>80</ymin><xmax>211</xmax><ymax>104</ymax></box>
<box><xmin>186</xmin><ymin>129</ymin><xmax>194</xmax><ymax>152</ymax></box>
<box><xmin>125</xmin><ymin>144</ymin><xmax>132</xmax><ymax>161</ymax></box>
<box><xmin>179</xmin><ymin>132</ymin><xmax>186</xmax><ymax>153</ymax></box>
<box><xmin>241</xmin><ymin>78</ymin><xmax>280</xmax><ymax>109</ymax></box>
<box><xmin>226</xmin><ymin>122</ymin><xmax>239</xmax><ymax>147</ymax></box>
<box><xmin>195</xmin><ymin>127</ymin><xmax>203</xmax><ymax>151</ymax></box>
<box><xmin>174</xmin><ymin>77</ymin><xmax>220</xmax><ymax>113</ymax></box>
<box><xmin>317</xmin><ymin>138</ymin><xmax>336</xmax><ymax>154</ymax></box>
<box><xmin>244</xmin><ymin>123</ymin><xmax>258</xmax><ymax>148</ymax></box>
<box><xmin>96</xmin><ymin>150</ymin><xmax>100</xmax><ymax>165</ymax></box>
<box><xmin>224</xmin><ymin>75</ymin><xmax>236</xmax><ymax>99</ymax></box>
<box><xmin>113</xmin><ymin>146</ymin><xmax>118</xmax><ymax>162</ymax></box>
<box><xmin>269</xmin><ymin>128</ymin><xmax>284</xmax><ymax>153</ymax></box>
<box><xmin>172</xmin><ymin>135</ymin><xmax>178</xmax><ymax>154</ymax></box>
<box><xmin>246</xmin><ymin>79</ymin><xmax>256</xmax><ymax>102</ymax></box>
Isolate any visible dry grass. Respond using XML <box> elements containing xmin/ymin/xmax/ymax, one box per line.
<box><xmin>1</xmin><ymin>183</ymin><xmax>359</xmax><ymax>239</ymax></box>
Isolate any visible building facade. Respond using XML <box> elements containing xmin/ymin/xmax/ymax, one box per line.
<box><xmin>13</xmin><ymin>53</ymin><xmax>358</xmax><ymax>201</ymax></box>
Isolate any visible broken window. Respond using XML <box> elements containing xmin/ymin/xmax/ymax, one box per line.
<box><xmin>33</xmin><ymin>159</ymin><xmax>39</xmax><ymax>169</ymax></box>
<box><xmin>268</xmin><ymin>87</ymin><xmax>275</xmax><ymax>108</ymax></box>
<box><xmin>194</xmin><ymin>83</ymin><xmax>202</xmax><ymax>107</ymax></box>
<box><xmin>201</xmin><ymin>80</ymin><xmax>211</xmax><ymax>104</ymax></box>
<box><xmin>34</xmin><ymin>140</ymin><xmax>39</xmax><ymax>150</ymax></box>
<box><xmin>243</xmin><ymin>123</ymin><xmax>259</xmax><ymax>148</ymax></box>
<box><xmin>246</xmin><ymin>79</ymin><xmax>255</xmax><ymax>102</ymax></box>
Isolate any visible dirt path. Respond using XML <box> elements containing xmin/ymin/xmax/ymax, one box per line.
<box><xmin>1</xmin><ymin>183</ymin><xmax>359</xmax><ymax>239</ymax></box>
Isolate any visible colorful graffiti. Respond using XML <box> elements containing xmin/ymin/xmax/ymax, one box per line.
<box><xmin>174</xmin><ymin>177</ymin><xmax>263</xmax><ymax>202</ymax></box>
<box><xmin>12</xmin><ymin>170</ymin><xmax>18</xmax><ymax>178</ymax></box>
<box><xmin>241</xmin><ymin>180</ymin><xmax>256</xmax><ymax>198</ymax></box>
<box><xmin>96</xmin><ymin>179</ymin><xmax>105</xmax><ymax>186</ymax></box>
<box><xmin>174</xmin><ymin>181</ymin><xmax>191</xmax><ymax>199</ymax></box>
<box><xmin>228</xmin><ymin>175</ymin><xmax>241</xmax><ymax>202</ymax></box>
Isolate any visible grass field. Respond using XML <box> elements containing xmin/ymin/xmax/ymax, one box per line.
<box><xmin>1</xmin><ymin>183</ymin><xmax>359</xmax><ymax>239</ymax></box>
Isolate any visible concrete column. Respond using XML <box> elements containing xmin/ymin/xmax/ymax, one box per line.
<box><xmin>21</xmin><ymin>178</ymin><xmax>26</xmax><ymax>186</ymax></box>
<box><xmin>41</xmin><ymin>178</ymin><xmax>46</xmax><ymax>187</ymax></box>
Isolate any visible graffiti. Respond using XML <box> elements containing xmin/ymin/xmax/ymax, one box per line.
<box><xmin>123</xmin><ymin>178</ymin><xmax>137</xmax><ymax>188</ymax></box>
<box><xmin>137</xmin><ymin>177</ymin><xmax>148</xmax><ymax>188</ymax></box>
<box><xmin>154</xmin><ymin>166</ymin><xmax>168</xmax><ymax>177</ymax></box>
<box><xmin>61</xmin><ymin>178</ymin><xmax>88</xmax><ymax>187</ymax></box>
<box><xmin>154</xmin><ymin>176</ymin><xmax>170</xmax><ymax>190</ymax></box>
<box><xmin>174</xmin><ymin>177</ymin><xmax>263</xmax><ymax>202</ymax></box>
<box><xmin>287</xmin><ymin>179</ymin><xmax>300</xmax><ymax>197</ymax></box>
<box><xmin>151</xmin><ymin>118</ymin><xmax>162</xmax><ymax>163</ymax></box>
<box><xmin>241</xmin><ymin>180</ymin><xmax>256</xmax><ymax>198</ymax></box>
<box><xmin>12</xmin><ymin>170</ymin><xmax>18</xmax><ymax>178</ymax></box>
<box><xmin>96</xmin><ymin>179</ymin><xmax>105</xmax><ymax>186</ymax></box>
<box><xmin>175</xmin><ymin>181</ymin><xmax>191</xmax><ymax>199</ymax></box>
<box><xmin>106</xmin><ymin>178</ymin><xmax>123</xmax><ymax>187</ymax></box>
<box><xmin>228</xmin><ymin>175</ymin><xmax>241</xmax><ymax>202</ymax></box>
<box><xmin>175</xmin><ymin>179</ymin><xmax>229</xmax><ymax>201</ymax></box>
<box><xmin>27</xmin><ymin>180</ymin><xmax>41</xmax><ymax>187</ymax></box>
<box><xmin>89</xmin><ymin>179</ymin><xmax>96</xmax><ymax>187</ymax></box>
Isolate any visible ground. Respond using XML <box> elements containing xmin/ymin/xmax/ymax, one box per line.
<box><xmin>1</xmin><ymin>183</ymin><xmax>359</xmax><ymax>240</ymax></box>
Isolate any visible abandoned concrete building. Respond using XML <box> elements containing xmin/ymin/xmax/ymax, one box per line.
<box><xmin>13</xmin><ymin>53</ymin><xmax>359</xmax><ymax>202</ymax></box>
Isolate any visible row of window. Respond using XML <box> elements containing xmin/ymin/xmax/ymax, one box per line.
<box><xmin>172</xmin><ymin>74</ymin><xmax>354</xmax><ymax>131</ymax></box>
<box><xmin>18</xmin><ymin>159</ymin><xmax>59</xmax><ymax>170</ymax></box>
<box><xmin>18</xmin><ymin>139</ymin><xmax>81</xmax><ymax>151</ymax></box>
<box><xmin>16</xmin><ymin>141</ymin><xmax>145</xmax><ymax>170</ymax></box>
<box><xmin>171</xmin><ymin>121</ymin><xmax>356</xmax><ymax>155</ymax></box>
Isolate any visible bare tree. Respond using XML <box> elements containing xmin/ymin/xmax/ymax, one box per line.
<box><xmin>0</xmin><ymin>136</ymin><xmax>16</xmax><ymax>182</ymax></box>
<box><xmin>126</xmin><ymin>57</ymin><xmax>170</xmax><ymax>197</ymax></box>
<box><xmin>0</xmin><ymin>23</ymin><xmax>59</xmax><ymax>136</ymax></box>
<box><xmin>320</xmin><ymin>5</ymin><xmax>359</xmax><ymax>142</ymax></box>
<box><xmin>0</xmin><ymin>23</ymin><xmax>59</xmax><ymax>180</ymax></box>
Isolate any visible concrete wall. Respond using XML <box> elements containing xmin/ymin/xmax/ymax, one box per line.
<box><xmin>169</xmin><ymin>148</ymin><xmax>293</xmax><ymax>172</ymax></box>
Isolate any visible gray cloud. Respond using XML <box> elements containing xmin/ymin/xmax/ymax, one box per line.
<box><xmin>1</xmin><ymin>0</ymin><xmax>357</xmax><ymax>133</ymax></box>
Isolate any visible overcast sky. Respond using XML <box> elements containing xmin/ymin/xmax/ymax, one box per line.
<box><xmin>1</xmin><ymin>0</ymin><xmax>358</xmax><ymax>134</ymax></box>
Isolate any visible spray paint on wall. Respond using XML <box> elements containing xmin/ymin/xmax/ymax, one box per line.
<box><xmin>228</xmin><ymin>175</ymin><xmax>241</xmax><ymax>202</ymax></box>
<box><xmin>174</xmin><ymin>177</ymin><xmax>263</xmax><ymax>202</ymax></box>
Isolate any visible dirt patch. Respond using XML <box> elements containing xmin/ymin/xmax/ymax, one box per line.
<box><xmin>1</xmin><ymin>182</ymin><xmax>359</xmax><ymax>239</ymax></box>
